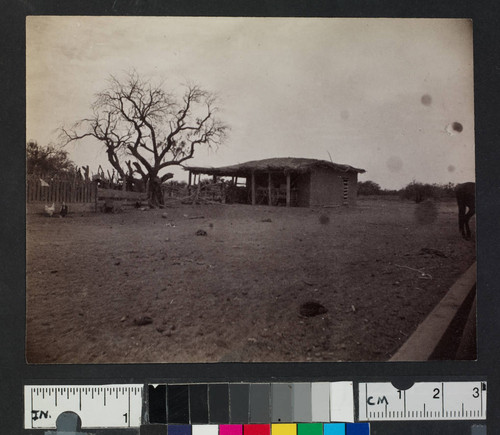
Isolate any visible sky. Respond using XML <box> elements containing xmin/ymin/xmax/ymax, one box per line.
<box><xmin>26</xmin><ymin>17</ymin><xmax>475</xmax><ymax>190</ymax></box>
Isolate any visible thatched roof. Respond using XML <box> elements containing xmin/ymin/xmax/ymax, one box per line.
<box><xmin>186</xmin><ymin>157</ymin><xmax>366</xmax><ymax>176</ymax></box>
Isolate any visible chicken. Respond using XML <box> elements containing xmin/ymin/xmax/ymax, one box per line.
<box><xmin>59</xmin><ymin>202</ymin><xmax>68</xmax><ymax>217</ymax></box>
<box><xmin>44</xmin><ymin>202</ymin><xmax>55</xmax><ymax>217</ymax></box>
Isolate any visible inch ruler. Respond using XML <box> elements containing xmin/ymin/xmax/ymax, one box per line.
<box><xmin>359</xmin><ymin>381</ymin><xmax>487</xmax><ymax>421</ymax></box>
<box><xmin>24</xmin><ymin>384</ymin><xmax>143</xmax><ymax>429</ymax></box>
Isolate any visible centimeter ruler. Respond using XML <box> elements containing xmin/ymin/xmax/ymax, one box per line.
<box><xmin>24</xmin><ymin>381</ymin><xmax>486</xmax><ymax>429</ymax></box>
<box><xmin>24</xmin><ymin>385</ymin><xmax>143</xmax><ymax>429</ymax></box>
<box><xmin>358</xmin><ymin>381</ymin><xmax>487</xmax><ymax>421</ymax></box>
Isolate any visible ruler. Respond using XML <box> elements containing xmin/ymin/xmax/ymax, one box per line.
<box><xmin>24</xmin><ymin>384</ymin><xmax>143</xmax><ymax>429</ymax></box>
<box><xmin>358</xmin><ymin>382</ymin><xmax>487</xmax><ymax>421</ymax></box>
<box><xmin>24</xmin><ymin>381</ymin><xmax>487</xmax><ymax>429</ymax></box>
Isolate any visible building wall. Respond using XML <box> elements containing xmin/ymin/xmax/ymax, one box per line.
<box><xmin>295</xmin><ymin>173</ymin><xmax>311</xmax><ymax>207</ymax></box>
<box><xmin>345</xmin><ymin>171</ymin><xmax>359</xmax><ymax>204</ymax></box>
<box><xmin>309</xmin><ymin>169</ymin><xmax>358</xmax><ymax>206</ymax></box>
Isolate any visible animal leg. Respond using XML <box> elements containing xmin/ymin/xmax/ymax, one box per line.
<box><xmin>463</xmin><ymin>205</ymin><xmax>476</xmax><ymax>240</ymax></box>
<box><xmin>458</xmin><ymin>204</ymin><xmax>466</xmax><ymax>236</ymax></box>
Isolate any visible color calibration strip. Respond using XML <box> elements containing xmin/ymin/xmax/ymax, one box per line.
<box><xmin>141</xmin><ymin>423</ymin><xmax>369</xmax><ymax>435</ymax></box>
<box><xmin>149</xmin><ymin>383</ymin><xmax>354</xmax><ymax>425</ymax></box>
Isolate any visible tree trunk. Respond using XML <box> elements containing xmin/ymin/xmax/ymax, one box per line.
<box><xmin>148</xmin><ymin>176</ymin><xmax>164</xmax><ymax>207</ymax></box>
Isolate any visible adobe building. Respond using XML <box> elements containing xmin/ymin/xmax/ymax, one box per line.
<box><xmin>186</xmin><ymin>157</ymin><xmax>365</xmax><ymax>207</ymax></box>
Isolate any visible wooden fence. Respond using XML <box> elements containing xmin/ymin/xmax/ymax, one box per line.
<box><xmin>26</xmin><ymin>176</ymin><xmax>97</xmax><ymax>203</ymax></box>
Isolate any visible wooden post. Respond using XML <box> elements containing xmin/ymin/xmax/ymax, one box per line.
<box><xmin>268</xmin><ymin>172</ymin><xmax>272</xmax><ymax>206</ymax></box>
<box><xmin>251</xmin><ymin>171</ymin><xmax>256</xmax><ymax>205</ymax></box>
<box><xmin>193</xmin><ymin>174</ymin><xmax>201</xmax><ymax>205</ymax></box>
<box><xmin>94</xmin><ymin>182</ymin><xmax>98</xmax><ymax>212</ymax></box>
<box><xmin>188</xmin><ymin>171</ymin><xmax>192</xmax><ymax>195</ymax></box>
<box><xmin>286</xmin><ymin>172</ymin><xmax>291</xmax><ymax>207</ymax></box>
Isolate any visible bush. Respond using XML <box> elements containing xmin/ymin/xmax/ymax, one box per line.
<box><xmin>26</xmin><ymin>141</ymin><xmax>77</xmax><ymax>177</ymax></box>
<box><xmin>400</xmin><ymin>181</ymin><xmax>456</xmax><ymax>203</ymax></box>
<box><xmin>358</xmin><ymin>181</ymin><xmax>381</xmax><ymax>195</ymax></box>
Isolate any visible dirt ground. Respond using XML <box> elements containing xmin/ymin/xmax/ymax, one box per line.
<box><xmin>26</xmin><ymin>197</ymin><xmax>476</xmax><ymax>363</ymax></box>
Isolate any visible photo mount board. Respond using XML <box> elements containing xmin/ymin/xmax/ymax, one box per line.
<box><xmin>1</xmin><ymin>0</ymin><xmax>500</xmax><ymax>434</ymax></box>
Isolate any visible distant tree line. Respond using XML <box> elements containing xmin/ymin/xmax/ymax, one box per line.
<box><xmin>358</xmin><ymin>180</ymin><xmax>457</xmax><ymax>202</ymax></box>
<box><xmin>26</xmin><ymin>140</ymin><xmax>78</xmax><ymax>178</ymax></box>
<box><xmin>28</xmin><ymin>140</ymin><xmax>460</xmax><ymax>204</ymax></box>
<box><xmin>27</xmin><ymin>141</ymin><xmax>93</xmax><ymax>183</ymax></box>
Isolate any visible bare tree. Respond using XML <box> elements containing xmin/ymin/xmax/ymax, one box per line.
<box><xmin>61</xmin><ymin>71</ymin><xmax>228</xmax><ymax>206</ymax></box>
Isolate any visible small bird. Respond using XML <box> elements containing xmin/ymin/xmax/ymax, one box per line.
<box><xmin>44</xmin><ymin>202</ymin><xmax>55</xmax><ymax>217</ymax></box>
<box><xmin>59</xmin><ymin>202</ymin><xmax>68</xmax><ymax>217</ymax></box>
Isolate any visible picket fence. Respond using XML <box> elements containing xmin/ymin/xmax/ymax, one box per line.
<box><xmin>26</xmin><ymin>176</ymin><xmax>97</xmax><ymax>203</ymax></box>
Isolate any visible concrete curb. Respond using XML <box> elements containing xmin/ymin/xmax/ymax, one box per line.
<box><xmin>390</xmin><ymin>262</ymin><xmax>477</xmax><ymax>362</ymax></box>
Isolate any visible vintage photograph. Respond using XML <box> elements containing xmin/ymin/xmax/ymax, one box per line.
<box><xmin>26</xmin><ymin>17</ymin><xmax>476</xmax><ymax>363</ymax></box>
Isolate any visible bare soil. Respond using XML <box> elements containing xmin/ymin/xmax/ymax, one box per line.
<box><xmin>26</xmin><ymin>198</ymin><xmax>476</xmax><ymax>363</ymax></box>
